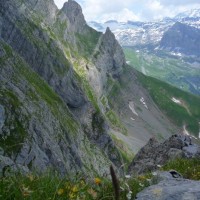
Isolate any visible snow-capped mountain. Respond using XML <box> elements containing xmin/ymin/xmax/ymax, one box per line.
<box><xmin>88</xmin><ymin>9</ymin><xmax>200</xmax><ymax>49</ymax></box>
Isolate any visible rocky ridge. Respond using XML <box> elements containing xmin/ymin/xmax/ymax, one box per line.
<box><xmin>0</xmin><ymin>0</ymin><xmax>199</xmax><ymax>179</ymax></box>
<box><xmin>128</xmin><ymin>134</ymin><xmax>200</xmax><ymax>175</ymax></box>
<box><xmin>0</xmin><ymin>0</ymin><xmax>125</xmax><ymax>176</ymax></box>
<box><xmin>128</xmin><ymin>134</ymin><xmax>200</xmax><ymax>199</ymax></box>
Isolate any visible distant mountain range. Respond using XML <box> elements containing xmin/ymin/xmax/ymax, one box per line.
<box><xmin>89</xmin><ymin>9</ymin><xmax>200</xmax><ymax>96</ymax></box>
<box><xmin>88</xmin><ymin>8</ymin><xmax>200</xmax><ymax>57</ymax></box>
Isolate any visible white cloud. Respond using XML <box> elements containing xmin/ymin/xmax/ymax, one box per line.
<box><xmin>54</xmin><ymin>0</ymin><xmax>66</xmax><ymax>8</ymax></box>
<box><xmin>53</xmin><ymin>0</ymin><xmax>200</xmax><ymax>22</ymax></box>
<box><xmin>100</xmin><ymin>9</ymin><xmax>140</xmax><ymax>23</ymax></box>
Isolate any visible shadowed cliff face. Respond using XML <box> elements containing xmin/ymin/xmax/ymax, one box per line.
<box><xmin>160</xmin><ymin>22</ymin><xmax>200</xmax><ymax>56</ymax></box>
<box><xmin>0</xmin><ymin>0</ymin><xmax>125</xmax><ymax>176</ymax></box>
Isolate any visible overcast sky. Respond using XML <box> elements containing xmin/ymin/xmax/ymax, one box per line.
<box><xmin>54</xmin><ymin>0</ymin><xmax>200</xmax><ymax>22</ymax></box>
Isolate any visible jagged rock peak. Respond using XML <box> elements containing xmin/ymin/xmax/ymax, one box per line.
<box><xmin>105</xmin><ymin>27</ymin><xmax>112</xmax><ymax>34</ymax></box>
<box><xmin>61</xmin><ymin>0</ymin><xmax>86</xmax><ymax>25</ymax></box>
<box><xmin>104</xmin><ymin>27</ymin><xmax>116</xmax><ymax>40</ymax></box>
<box><xmin>101</xmin><ymin>27</ymin><xmax>126</xmax><ymax>71</ymax></box>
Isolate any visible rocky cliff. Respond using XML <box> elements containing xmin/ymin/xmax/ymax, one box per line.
<box><xmin>128</xmin><ymin>135</ymin><xmax>200</xmax><ymax>175</ymax></box>
<box><xmin>1</xmin><ymin>0</ymin><xmax>199</xmax><ymax>178</ymax></box>
<box><xmin>0</xmin><ymin>0</ymin><xmax>126</xmax><ymax>176</ymax></box>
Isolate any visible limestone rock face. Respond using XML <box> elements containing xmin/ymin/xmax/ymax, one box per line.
<box><xmin>61</xmin><ymin>0</ymin><xmax>87</xmax><ymax>33</ymax></box>
<box><xmin>136</xmin><ymin>171</ymin><xmax>200</xmax><ymax>200</ymax></box>
<box><xmin>0</xmin><ymin>0</ymin><xmax>124</xmax><ymax>176</ymax></box>
<box><xmin>91</xmin><ymin>27</ymin><xmax>126</xmax><ymax>95</ymax></box>
<box><xmin>0</xmin><ymin>105</ymin><xmax>5</xmax><ymax>132</ymax></box>
<box><xmin>128</xmin><ymin>135</ymin><xmax>200</xmax><ymax>174</ymax></box>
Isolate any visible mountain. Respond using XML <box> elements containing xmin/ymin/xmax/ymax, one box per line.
<box><xmin>89</xmin><ymin>8</ymin><xmax>200</xmax><ymax>48</ymax></box>
<box><xmin>88</xmin><ymin>9</ymin><xmax>200</xmax><ymax>95</ymax></box>
<box><xmin>0</xmin><ymin>0</ymin><xmax>125</xmax><ymax>176</ymax></box>
<box><xmin>0</xmin><ymin>0</ymin><xmax>200</xmax><ymax>178</ymax></box>
<box><xmin>160</xmin><ymin>22</ymin><xmax>200</xmax><ymax>56</ymax></box>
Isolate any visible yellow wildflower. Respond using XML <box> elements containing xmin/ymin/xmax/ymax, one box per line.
<box><xmin>138</xmin><ymin>175</ymin><xmax>146</xmax><ymax>181</ymax></box>
<box><xmin>94</xmin><ymin>178</ymin><xmax>101</xmax><ymax>185</ymax></box>
<box><xmin>57</xmin><ymin>188</ymin><xmax>64</xmax><ymax>195</ymax></box>
<box><xmin>72</xmin><ymin>185</ymin><xmax>78</xmax><ymax>193</ymax></box>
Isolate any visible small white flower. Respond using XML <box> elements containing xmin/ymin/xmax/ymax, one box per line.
<box><xmin>126</xmin><ymin>191</ymin><xmax>132</xmax><ymax>200</ymax></box>
<box><xmin>125</xmin><ymin>175</ymin><xmax>131</xmax><ymax>179</ymax></box>
<box><xmin>152</xmin><ymin>172</ymin><xmax>157</xmax><ymax>176</ymax></box>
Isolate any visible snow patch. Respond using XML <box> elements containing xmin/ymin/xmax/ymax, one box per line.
<box><xmin>172</xmin><ymin>97</ymin><xmax>181</xmax><ymax>104</ymax></box>
<box><xmin>140</xmin><ymin>97</ymin><xmax>148</xmax><ymax>109</ymax></box>
<box><xmin>171</xmin><ymin>52</ymin><xmax>182</xmax><ymax>57</ymax></box>
<box><xmin>129</xmin><ymin>101</ymin><xmax>138</xmax><ymax>116</ymax></box>
<box><xmin>183</xmin><ymin>125</ymin><xmax>198</xmax><ymax>140</ymax></box>
<box><xmin>183</xmin><ymin>125</ymin><xmax>190</xmax><ymax>136</ymax></box>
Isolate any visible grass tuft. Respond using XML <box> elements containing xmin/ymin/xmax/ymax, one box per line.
<box><xmin>162</xmin><ymin>158</ymin><xmax>200</xmax><ymax>180</ymax></box>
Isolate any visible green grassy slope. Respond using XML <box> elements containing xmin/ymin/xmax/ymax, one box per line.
<box><xmin>124</xmin><ymin>47</ymin><xmax>200</xmax><ymax>96</ymax></box>
<box><xmin>138</xmin><ymin>72</ymin><xmax>200</xmax><ymax>136</ymax></box>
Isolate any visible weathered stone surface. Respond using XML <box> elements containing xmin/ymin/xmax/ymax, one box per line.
<box><xmin>136</xmin><ymin>171</ymin><xmax>200</xmax><ymax>200</ymax></box>
<box><xmin>0</xmin><ymin>0</ymin><xmax>123</xmax><ymax>177</ymax></box>
<box><xmin>90</xmin><ymin>27</ymin><xmax>126</xmax><ymax>95</ymax></box>
<box><xmin>128</xmin><ymin>135</ymin><xmax>200</xmax><ymax>174</ymax></box>
<box><xmin>0</xmin><ymin>105</ymin><xmax>5</xmax><ymax>132</ymax></box>
<box><xmin>61</xmin><ymin>0</ymin><xmax>87</xmax><ymax>33</ymax></box>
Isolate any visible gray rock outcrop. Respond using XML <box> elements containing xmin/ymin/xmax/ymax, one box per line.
<box><xmin>61</xmin><ymin>0</ymin><xmax>87</xmax><ymax>33</ymax></box>
<box><xmin>136</xmin><ymin>171</ymin><xmax>200</xmax><ymax>200</ymax></box>
<box><xmin>0</xmin><ymin>0</ymin><xmax>124</xmax><ymax>177</ymax></box>
<box><xmin>0</xmin><ymin>105</ymin><xmax>5</xmax><ymax>132</ymax></box>
<box><xmin>128</xmin><ymin>134</ymin><xmax>200</xmax><ymax>174</ymax></box>
<box><xmin>91</xmin><ymin>27</ymin><xmax>126</xmax><ymax>95</ymax></box>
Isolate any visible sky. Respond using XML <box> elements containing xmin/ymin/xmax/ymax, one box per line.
<box><xmin>54</xmin><ymin>0</ymin><xmax>200</xmax><ymax>22</ymax></box>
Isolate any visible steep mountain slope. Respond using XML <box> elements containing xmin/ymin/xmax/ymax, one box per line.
<box><xmin>0</xmin><ymin>0</ymin><xmax>199</xmax><ymax>177</ymax></box>
<box><xmin>160</xmin><ymin>22</ymin><xmax>200</xmax><ymax>56</ymax></box>
<box><xmin>89</xmin><ymin>9</ymin><xmax>200</xmax><ymax>96</ymax></box>
<box><xmin>0</xmin><ymin>0</ymin><xmax>124</xmax><ymax>176</ymax></box>
<box><xmin>124</xmin><ymin>47</ymin><xmax>200</xmax><ymax>95</ymax></box>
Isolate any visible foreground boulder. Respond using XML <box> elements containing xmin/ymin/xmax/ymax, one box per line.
<box><xmin>128</xmin><ymin>134</ymin><xmax>200</xmax><ymax>174</ymax></box>
<box><xmin>136</xmin><ymin>171</ymin><xmax>200</xmax><ymax>200</ymax></box>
